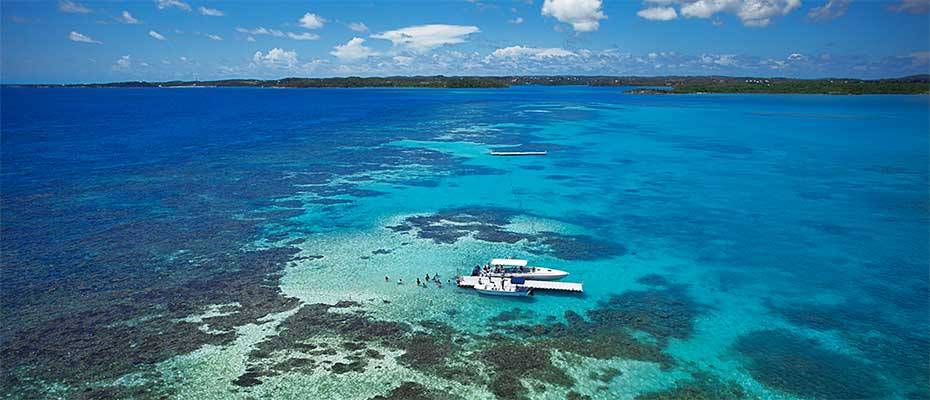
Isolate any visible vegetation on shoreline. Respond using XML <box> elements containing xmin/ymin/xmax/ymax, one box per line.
<box><xmin>10</xmin><ymin>74</ymin><xmax>929</xmax><ymax>94</ymax></box>
<box><xmin>627</xmin><ymin>75</ymin><xmax>929</xmax><ymax>95</ymax></box>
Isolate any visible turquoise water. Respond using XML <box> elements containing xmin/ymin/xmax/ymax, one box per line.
<box><xmin>1</xmin><ymin>87</ymin><xmax>927</xmax><ymax>399</ymax></box>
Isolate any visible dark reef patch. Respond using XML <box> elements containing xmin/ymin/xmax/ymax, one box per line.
<box><xmin>634</xmin><ymin>371</ymin><xmax>746</xmax><ymax>400</ymax></box>
<box><xmin>389</xmin><ymin>207</ymin><xmax>624</xmax><ymax>261</ymax></box>
<box><xmin>636</xmin><ymin>274</ymin><xmax>670</xmax><ymax>287</ymax></box>
<box><xmin>489</xmin><ymin>307</ymin><xmax>536</xmax><ymax>324</ymax></box>
<box><xmin>733</xmin><ymin>329</ymin><xmax>888</xmax><ymax>399</ymax></box>
<box><xmin>589</xmin><ymin>367</ymin><xmax>622</xmax><ymax>383</ymax></box>
<box><xmin>233</xmin><ymin>302</ymin><xmax>411</xmax><ymax>384</ymax></box>
<box><xmin>369</xmin><ymin>381</ymin><xmax>462</xmax><ymax>400</ymax></box>
<box><xmin>495</xmin><ymin>285</ymin><xmax>704</xmax><ymax>372</ymax></box>
<box><xmin>527</xmin><ymin>231</ymin><xmax>626</xmax><ymax>261</ymax></box>
<box><xmin>587</xmin><ymin>286</ymin><xmax>704</xmax><ymax>346</ymax></box>
<box><xmin>481</xmin><ymin>342</ymin><xmax>574</xmax><ymax>400</ymax></box>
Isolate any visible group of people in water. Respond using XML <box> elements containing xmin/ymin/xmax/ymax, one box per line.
<box><xmin>385</xmin><ymin>273</ymin><xmax>450</xmax><ymax>288</ymax></box>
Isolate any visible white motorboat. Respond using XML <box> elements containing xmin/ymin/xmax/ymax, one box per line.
<box><xmin>471</xmin><ymin>258</ymin><xmax>569</xmax><ymax>281</ymax></box>
<box><xmin>472</xmin><ymin>277</ymin><xmax>532</xmax><ymax>297</ymax></box>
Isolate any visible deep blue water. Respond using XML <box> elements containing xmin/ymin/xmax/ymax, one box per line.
<box><xmin>1</xmin><ymin>86</ymin><xmax>928</xmax><ymax>399</ymax></box>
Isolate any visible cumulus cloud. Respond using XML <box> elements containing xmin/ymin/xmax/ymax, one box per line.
<box><xmin>638</xmin><ymin>0</ymin><xmax>800</xmax><ymax>27</ymax></box>
<box><xmin>206</xmin><ymin>34</ymin><xmax>223</xmax><ymax>41</ymax></box>
<box><xmin>541</xmin><ymin>0</ymin><xmax>607</xmax><ymax>32</ymax></box>
<box><xmin>889</xmin><ymin>0</ymin><xmax>929</xmax><ymax>13</ymax></box>
<box><xmin>118</xmin><ymin>10</ymin><xmax>141</xmax><ymax>24</ymax></box>
<box><xmin>198</xmin><ymin>6</ymin><xmax>224</xmax><ymax>16</ymax></box>
<box><xmin>393</xmin><ymin>55</ymin><xmax>414</xmax><ymax>66</ymax></box>
<box><xmin>348</xmin><ymin>22</ymin><xmax>369</xmax><ymax>32</ymax></box>
<box><xmin>637</xmin><ymin>6</ymin><xmax>678</xmax><ymax>20</ymax></box>
<box><xmin>113</xmin><ymin>55</ymin><xmax>131</xmax><ymax>71</ymax></box>
<box><xmin>253</xmin><ymin>48</ymin><xmax>298</xmax><ymax>68</ymax></box>
<box><xmin>371</xmin><ymin>24</ymin><xmax>479</xmax><ymax>52</ymax></box>
<box><xmin>299</xmin><ymin>12</ymin><xmax>326</xmax><ymax>29</ymax></box>
<box><xmin>69</xmin><ymin>31</ymin><xmax>101</xmax><ymax>44</ymax></box>
<box><xmin>509</xmin><ymin>16</ymin><xmax>525</xmax><ymax>24</ymax></box>
<box><xmin>687</xmin><ymin>0</ymin><xmax>800</xmax><ymax>26</ymax></box>
<box><xmin>155</xmin><ymin>0</ymin><xmax>191</xmax><ymax>12</ymax></box>
<box><xmin>701</xmin><ymin>53</ymin><xmax>738</xmax><ymax>66</ymax></box>
<box><xmin>149</xmin><ymin>30</ymin><xmax>166</xmax><ymax>40</ymax></box>
<box><xmin>807</xmin><ymin>0</ymin><xmax>850</xmax><ymax>20</ymax></box>
<box><xmin>287</xmin><ymin>32</ymin><xmax>319</xmax><ymax>40</ymax></box>
<box><xmin>908</xmin><ymin>51</ymin><xmax>930</xmax><ymax>65</ymax></box>
<box><xmin>59</xmin><ymin>0</ymin><xmax>91</xmax><ymax>13</ymax></box>
<box><xmin>487</xmin><ymin>46</ymin><xmax>577</xmax><ymax>61</ymax></box>
<box><xmin>331</xmin><ymin>37</ymin><xmax>379</xmax><ymax>61</ymax></box>
<box><xmin>236</xmin><ymin>27</ymin><xmax>285</xmax><ymax>37</ymax></box>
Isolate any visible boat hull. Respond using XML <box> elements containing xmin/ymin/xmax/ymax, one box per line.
<box><xmin>475</xmin><ymin>287</ymin><xmax>531</xmax><ymax>297</ymax></box>
<box><xmin>485</xmin><ymin>268</ymin><xmax>569</xmax><ymax>281</ymax></box>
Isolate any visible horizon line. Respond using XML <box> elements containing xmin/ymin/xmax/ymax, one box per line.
<box><xmin>5</xmin><ymin>73</ymin><xmax>929</xmax><ymax>86</ymax></box>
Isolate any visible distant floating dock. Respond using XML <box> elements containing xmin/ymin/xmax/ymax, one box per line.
<box><xmin>456</xmin><ymin>276</ymin><xmax>583</xmax><ymax>293</ymax></box>
<box><xmin>489</xmin><ymin>151</ymin><xmax>548</xmax><ymax>156</ymax></box>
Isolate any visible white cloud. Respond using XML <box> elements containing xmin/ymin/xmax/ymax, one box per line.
<box><xmin>198</xmin><ymin>6</ymin><xmax>224</xmax><ymax>16</ymax></box>
<box><xmin>909</xmin><ymin>51</ymin><xmax>930</xmax><ymax>65</ymax></box>
<box><xmin>68</xmin><ymin>31</ymin><xmax>101</xmax><ymax>44</ymax></box>
<box><xmin>155</xmin><ymin>0</ymin><xmax>191</xmax><ymax>12</ymax></box>
<box><xmin>371</xmin><ymin>24</ymin><xmax>479</xmax><ymax>52</ymax></box>
<box><xmin>541</xmin><ymin>0</ymin><xmax>606</xmax><ymax>32</ymax></box>
<box><xmin>787</xmin><ymin>53</ymin><xmax>805</xmax><ymax>61</ymax></box>
<box><xmin>59</xmin><ymin>0</ymin><xmax>91</xmax><ymax>14</ymax></box>
<box><xmin>487</xmin><ymin>45</ymin><xmax>577</xmax><ymax>60</ymax></box>
<box><xmin>246</xmin><ymin>36</ymin><xmax>256</xmax><ymax>42</ymax></box>
<box><xmin>393</xmin><ymin>55</ymin><xmax>414</xmax><ymax>66</ymax></box>
<box><xmin>700</xmin><ymin>53</ymin><xmax>737</xmax><ymax>66</ymax></box>
<box><xmin>287</xmin><ymin>32</ymin><xmax>320</xmax><ymax>40</ymax></box>
<box><xmin>348</xmin><ymin>22</ymin><xmax>369</xmax><ymax>32</ymax></box>
<box><xmin>253</xmin><ymin>48</ymin><xmax>298</xmax><ymax>68</ymax></box>
<box><xmin>680</xmin><ymin>0</ymin><xmax>800</xmax><ymax>27</ymax></box>
<box><xmin>299</xmin><ymin>12</ymin><xmax>326</xmax><ymax>29</ymax></box>
<box><xmin>638</xmin><ymin>0</ymin><xmax>799</xmax><ymax>27</ymax></box>
<box><xmin>236</xmin><ymin>27</ymin><xmax>285</xmax><ymax>37</ymax></box>
<box><xmin>509</xmin><ymin>16</ymin><xmax>525</xmax><ymax>24</ymax></box>
<box><xmin>889</xmin><ymin>0</ymin><xmax>929</xmax><ymax>13</ymax></box>
<box><xmin>113</xmin><ymin>55</ymin><xmax>131</xmax><ymax>71</ymax></box>
<box><xmin>207</xmin><ymin>34</ymin><xmax>223</xmax><ymax>41</ymax></box>
<box><xmin>149</xmin><ymin>30</ymin><xmax>166</xmax><ymax>40</ymax></box>
<box><xmin>807</xmin><ymin>0</ymin><xmax>850</xmax><ymax>21</ymax></box>
<box><xmin>118</xmin><ymin>10</ymin><xmax>141</xmax><ymax>24</ymax></box>
<box><xmin>637</xmin><ymin>6</ymin><xmax>678</xmax><ymax>20</ymax></box>
<box><xmin>331</xmin><ymin>37</ymin><xmax>378</xmax><ymax>61</ymax></box>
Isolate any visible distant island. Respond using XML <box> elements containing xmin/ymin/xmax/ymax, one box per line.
<box><xmin>12</xmin><ymin>74</ymin><xmax>930</xmax><ymax>94</ymax></box>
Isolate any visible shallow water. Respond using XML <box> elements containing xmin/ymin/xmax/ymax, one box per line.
<box><xmin>1</xmin><ymin>86</ymin><xmax>927</xmax><ymax>399</ymax></box>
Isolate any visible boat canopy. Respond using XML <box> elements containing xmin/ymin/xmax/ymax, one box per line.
<box><xmin>490</xmin><ymin>258</ymin><xmax>528</xmax><ymax>267</ymax></box>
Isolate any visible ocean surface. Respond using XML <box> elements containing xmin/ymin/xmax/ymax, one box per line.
<box><xmin>1</xmin><ymin>86</ymin><xmax>927</xmax><ymax>400</ymax></box>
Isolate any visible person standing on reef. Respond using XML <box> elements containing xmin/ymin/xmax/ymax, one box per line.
<box><xmin>385</xmin><ymin>276</ymin><xmax>389</xmax><ymax>282</ymax></box>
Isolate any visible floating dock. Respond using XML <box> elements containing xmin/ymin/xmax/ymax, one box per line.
<box><xmin>456</xmin><ymin>276</ymin><xmax>583</xmax><ymax>293</ymax></box>
<box><xmin>489</xmin><ymin>151</ymin><xmax>548</xmax><ymax>156</ymax></box>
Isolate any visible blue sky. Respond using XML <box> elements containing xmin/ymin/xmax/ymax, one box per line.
<box><xmin>2</xmin><ymin>0</ymin><xmax>928</xmax><ymax>83</ymax></box>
